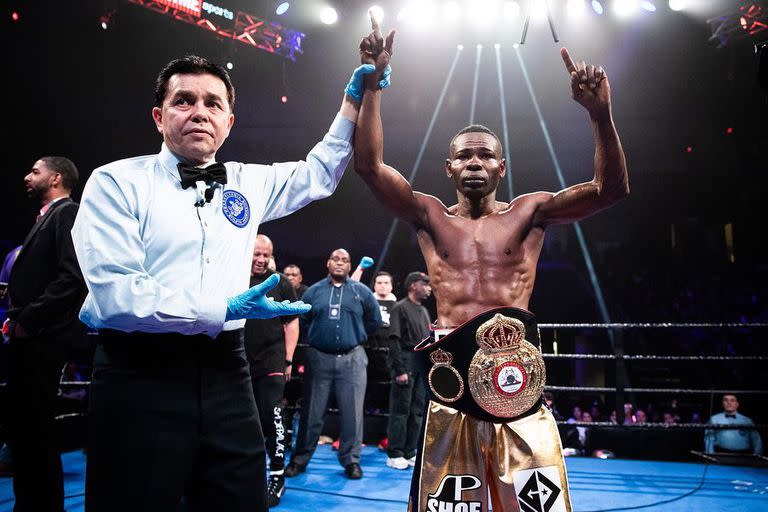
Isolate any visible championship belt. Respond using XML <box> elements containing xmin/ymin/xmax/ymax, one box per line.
<box><xmin>416</xmin><ymin>307</ymin><xmax>545</xmax><ymax>422</ymax></box>
<box><xmin>468</xmin><ymin>314</ymin><xmax>545</xmax><ymax>418</ymax></box>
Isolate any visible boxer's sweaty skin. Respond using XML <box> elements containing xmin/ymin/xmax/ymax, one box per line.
<box><xmin>354</xmin><ymin>47</ymin><xmax>629</xmax><ymax>328</ymax></box>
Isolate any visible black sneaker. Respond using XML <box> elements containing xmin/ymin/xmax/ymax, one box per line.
<box><xmin>344</xmin><ymin>462</ymin><xmax>363</xmax><ymax>479</ymax></box>
<box><xmin>284</xmin><ymin>462</ymin><xmax>306</xmax><ymax>477</ymax></box>
<box><xmin>267</xmin><ymin>475</ymin><xmax>285</xmax><ymax>507</ymax></box>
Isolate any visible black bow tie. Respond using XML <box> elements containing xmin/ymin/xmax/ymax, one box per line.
<box><xmin>725</xmin><ymin>413</ymin><xmax>736</xmax><ymax>418</ymax></box>
<box><xmin>177</xmin><ymin>162</ymin><xmax>227</xmax><ymax>189</ymax></box>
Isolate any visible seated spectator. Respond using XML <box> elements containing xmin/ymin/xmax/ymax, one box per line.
<box><xmin>662</xmin><ymin>412</ymin><xmax>677</xmax><ymax>426</ymax></box>
<box><xmin>704</xmin><ymin>394</ymin><xmax>763</xmax><ymax>455</ymax></box>
<box><xmin>563</xmin><ymin>411</ymin><xmax>593</xmax><ymax>456</ymax></box>
<box><xmin>622</xmin><ymin>403</ymin><xmax>635</xmax><ymax>424</ymax></box>
<box><xmin>567</xmin><ymin>405</ymin><xmax>582</xmax><ymax>424</ymax></box>
<box><xmin>544</xmin><ymin>392</ymin><xmax>563</xmax><ymax>421</ymax></box>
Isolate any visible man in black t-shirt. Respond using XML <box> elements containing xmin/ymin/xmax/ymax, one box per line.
<box><xmin>245</xmin><ymin>235</ymin><xmax>298</xmax><ymax>506</ymax></box>
<box><xmin>385</xmin><ymin>272</ymin><xmax>432</xmax><ymax>470</ymax></box>
<box><xmin>366</xmin><ymin>271</ymin><xmax>397</xmax><ymax>384</ymax></box>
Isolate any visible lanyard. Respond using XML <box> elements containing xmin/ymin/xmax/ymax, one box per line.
<box><xmin>328</xmin><ymin>283</ymin><xmax>344</xmax><ymax>320</ymax></box>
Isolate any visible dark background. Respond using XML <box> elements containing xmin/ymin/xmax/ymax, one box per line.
<box><xmin>3</xmin><ymin>0</ymin><xmax>767</xmax><ymax>432</ymax></box>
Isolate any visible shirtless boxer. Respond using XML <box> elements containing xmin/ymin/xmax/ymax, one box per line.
<box><xmin>355</xmin><ymin>18</ymin><xmax>628</xmax><ymax>512</ymax></box>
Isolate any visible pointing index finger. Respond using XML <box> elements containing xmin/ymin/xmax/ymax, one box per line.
<box><xmin>369</xmin><ymin>9</ymin><xmax>381</xmax><ymax>37</ymax></box>
<box><xmin>560</xmin><ymin>47</ymin><xmax>577</xmax><ymax>75</ymax></box>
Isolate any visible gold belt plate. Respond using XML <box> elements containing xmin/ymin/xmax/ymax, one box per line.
<box><xmin>468</xmin><ymin>314</ymin><xmax>546</xmax><ymax>418</ymax></box>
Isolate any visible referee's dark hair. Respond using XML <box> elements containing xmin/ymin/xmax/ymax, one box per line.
<box><xmin>154</xmin><ymin>55</ymin><xmax>235</xmax><ymax>111</ymax></box>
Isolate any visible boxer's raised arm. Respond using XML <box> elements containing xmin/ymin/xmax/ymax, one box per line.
<box><xmin>354</xmin><ymin>82</ymin><xmax>426</xmax><ymax>228</ymax></box>
<box><xmin>532</xmin><ymin>48</ymin><xmax>629</xmax><ymax>228</ymax></box>
<box><xmin>354</xmin><ymin>16</ymin><xmax>428</xmax><ymax>229</ymax></box>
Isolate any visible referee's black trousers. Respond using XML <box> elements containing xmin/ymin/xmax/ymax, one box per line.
<box><xmin>86</xmin><ymin>329</ymin><xmax>267</xmax><ymax>512</ymax></box>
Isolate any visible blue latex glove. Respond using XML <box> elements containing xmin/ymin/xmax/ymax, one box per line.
<box><xmin>379</xmin><ymin>65</ymin><xmax>392</xmax><ymax>90</ymax></box>
<box><xmin>344</xmin><ymin>64</ymin><xmax>393</xmax><ymax>101</ymax></box>
<box><xmin>226</xmin><ymin>273</ymin><xmax>311</xmax><ymax>321</ymax></box>
<box><xmin>359</xmin><ymin>256</ymin><xmax>374</xmax><ymax>269</ymax></box>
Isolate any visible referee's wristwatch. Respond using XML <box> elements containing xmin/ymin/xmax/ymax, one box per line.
<box><xmin>285</xmin><ymin>359</ymin><xmax>293</xmax><ymax>366</ymax></box>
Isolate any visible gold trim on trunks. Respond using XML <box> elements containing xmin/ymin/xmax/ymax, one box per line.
<box><xmin>427</xmin><ymin>349</ymin><xmax>464</xmax><ymax>402</ymax></box>
<box><xmin>468</xmin><ymin>314</ymin><xmax>546</xmax><ymax>418</ymax></box>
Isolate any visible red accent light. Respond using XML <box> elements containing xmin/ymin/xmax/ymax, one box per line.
<box><xmin>738</xmin><ymin>3</ymin><xmax>768</xmax><ymax>37</ymax></box>
<box><xmin>686</xmin><ymin>146</ymin><xmax>693</xmax><ymax>153</ymax></box>
<box><xmin>128</xmin><ymin>0</ymin><xmax>305</xmax><ymax>61</ymax></box>
<box><xmin>726</xmin><ymin>127</ymin><xmax>733</xmax><ymax>134</ymax></box>
<box><xmin>155</xmin><ymin>0</ymin><xmax>202</xmax><ymax>17</ymax></box>
<box><xmin>11</xmin><ymin>11</ymin><xmax>19</xmax><ymax>21</ymax></box>
<box><xmin>280</xmin><ymin>95</ymin><xmax>288</xmax><ymax>103</ymax></box>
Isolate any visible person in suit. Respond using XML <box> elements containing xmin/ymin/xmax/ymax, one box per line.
<box><xmin>5</xmin><ymin>156</ymin><xmax>88</xmax><ymax>511</ymax></box>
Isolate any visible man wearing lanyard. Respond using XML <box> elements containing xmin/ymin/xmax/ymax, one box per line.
<box><xmin>72</xmin><ymin>33</ymin><xmax>392</xmax><ymax>510</ymax></box>
<box><xmin>286</xmin><ymin>248</ymin><xmax>382</xmax><ymax>479</ymax></box>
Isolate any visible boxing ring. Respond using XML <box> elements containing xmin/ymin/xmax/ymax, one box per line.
<box><xmin>1</xmin><ymin>321</ymin><xmax>767</xmax><ymax>511</ymax></box>
<box><xmin>1</xmin><ymin>445</ymin><xmax>767</xmax><ymax>511</ymax></box>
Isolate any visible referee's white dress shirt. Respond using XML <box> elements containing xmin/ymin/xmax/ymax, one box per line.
<box><xmin>72</xmin><ymin>113</ymin><xmax>354</xmax><ymax>338</ymax></box>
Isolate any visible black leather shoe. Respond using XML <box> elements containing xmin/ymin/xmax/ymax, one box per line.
<box><xmin>344</xmin><ymin>462</ymin><xmax>363</xmax><ymax>479</ymax></box>
<box><xmin>284</xmin><ymin>462</ymin><xmax>306</xmax><ymax>477</ymax></box>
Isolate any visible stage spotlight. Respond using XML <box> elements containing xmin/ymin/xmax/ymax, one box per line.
<box><xmin>531</xmin><ymin>0</ymin><xmax>549</xmax><ymax>20</ymax></box>
<box><xmin>640</xmin><ymin>0</ymin><xmax>656</xmax><ymax>11</ymax></box>
<box><xmin>442</xmin><ymin>0</ymin><xmax>461</xmax><ymax>22</ymax></box>
<box><xmin>476</xmin><ymin>0</ymin><xmax>502</xmax><ymax>15</ymax></box>
<box><xmin>226</xmin><ymin>62</ymin><xmax>234</xmax><ymax>70</ymax></box>
<box><xmin>276</xmin><ymin>2</ymin><xmax>290</xmax><ymax>16</ymax></box>
<box><xmin>591</xmin><ymin>0</ymin><xmax>605</xmax><ymax>14</ymax></box>
<box><xmin>281</xmin><ymin>95</ymin><xmax>288</xmax><ymax>103</ymax></box>
<box><xmin>11</xmin><ymin>11</ymin><xmax>20</xmax><ymax>22</ymax></box>
<box><xmin>668</xmin><ymin>0</ymin><xmax>685</xmax><ymax>11</ymax></box>
<box><xmin>494</xmin><ymin>43</ymin><xmax>501</xmax><ymax>49</ymax></box>
<box><xmin>613</xmin><ymin>0</ymin><xmax>638</xmax><ymax>17</ymax></box>
<box><xmin>503</xmin><ymin>1</ymin><xmax>521</xmax><ymax>18</ymax></box>
<box><xmin>457</xmin><ymin>44</ymin><xmax>464</xmax><ymax>50</ymax></box>
<box><xmin>470</xmin><ymin>0</ymin><xmax>501</xmax><ymax>26</ymax></box>
<box><xmin>567</xmin><ymin>0</ymin><xmax>588</xmax><ymax>18</ymax></box>
<box><xmin>369</xmin><ymin>5</ymin><xmax>384</xmax><ymax>24</ymax></box>
<box><xmin>99</xmin><ymin>10</ymin><xmax>116</xmax><ymax>30</ymax></box>
<box><xmin>319</xmin><ymin>6</ymin><xmax>338</xmax><ymax>24</ymax></box>
<box><xmin>398</xmin><ymin>1</ymin><xmax>436</xmax><ymax>28</ymax></box>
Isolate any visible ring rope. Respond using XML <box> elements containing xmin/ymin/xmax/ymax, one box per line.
<box><xmin>54</xmin><ymin>380</ymin><xmax>768</xmax><ymax>396</ymax></box>
<box><xmin>560</xmin><ymin>420</ymin><xmax>768</xmax><ymax>430</ymax></box>
<box><xmin>539</xmin><ymin>322</ymin><xmax>768</xmax><ymax>329</ymax></box>
<box><xmin>51</xmin><ymin>407</ymin><xmax>767</xmax><ymax>431</ymax></box>
<box><xmin>542</xmin><ymin>354</ymin><xmax>767</xmax><ymax>361</ymax></box>
<box><xmin>545</xmin><ymin>385</ymin><xmax>768</xmax><ymax>394</ymax></box>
